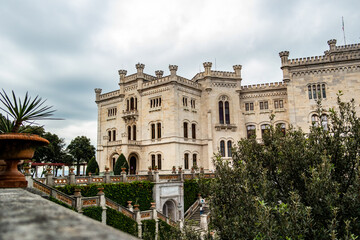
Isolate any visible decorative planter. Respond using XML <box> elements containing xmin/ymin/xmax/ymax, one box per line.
<box><xmin>121</xmin><ymin>167</ymin><xmax>126</xmax><ymax>173</ymax></box>
<box><xmin>0</xmin><ymin>133</ymin><xmax>49</xmax><ymax>188</ymax></box>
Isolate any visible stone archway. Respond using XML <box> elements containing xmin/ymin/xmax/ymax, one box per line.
<box><xmin>162</xmin><ymin>200</ymin><xmax>177</xmax><ymax>221</ymax></box>
<box><xmin>129</xmin><ymin>155</ymin><xmax>137</xmax><ymax>174</ymax></box>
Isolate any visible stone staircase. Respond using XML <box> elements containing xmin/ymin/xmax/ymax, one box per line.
<box><xmin>186</xmin><ymin>204</ymin><xmax>210</xmax><ymax>228</ymax></box>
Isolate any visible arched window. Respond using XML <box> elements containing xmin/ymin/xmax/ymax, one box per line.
<box><xmin>135</xmin><ymin>97</ymin><xmax>137</xmax><ymax>110</ymax></box>
<box><xmin>108</xmin><ymin>130</ymin><xmax>112</xmax><ymax>141</ymax></box>
<box><xmin>127</xmin><ymin>99</ymin><xmax>129</xmax><ymax>111</ymax></box>
<box><xmin>225</xmin><ymin>101</ymin><xmax>230</xmax><ymax>124</ymax></box>
<box><xmin>261</xmin><ymin>124</ymin><xmax>270</xmax><ymax>138</ymax></box>
<box><xmin>151</xmin><ymin>124</ymin><xmax>156</xmax><ymax>139</ymax></box>
<box><xmin>322</xmin><ymin>84</ymin><xmax>326</xmax><ymax>98</ymax></box>
<box><xmin>157</xmin><ymin>154</ymin><xmax>162</xmax><ymax>170</ymax></box>
<box><xmin>247</xmin><ymin>125</ymin><xmax>256</xmax><ymax>139</ymax></box>
<box><xmin>184</xmin><ymin>153</ymin><xmax>189</xmax><ymax>169</ymax></box>
<box><xmin>191</xmin><ymin>123</ymin><xmax>196</xmax><ymax>139</ymax></box>
<box><xmin>311</xmin><ymin>114</ymin><xmax>318</xmax><ymax>126</ymax></box>
<box><xmin>128</xmin><ymin>126</ymin><xmax>131</xmax><ymax>140</ymax></box>
<box><xmin>219</xmin><ymin>101</ymin><xmax>224</xmax><ymax>124</ymax></box>
<box><xmin>276</xmin><ymin>123</ymin><xmax>286</xmax><ymax>136</ymax></box>
<box><xmin>130</xmin><ymin>97</ymin><xmax>134</xmax><ymax>110</ymax></box>
<box><xmin>112</xmin><ymin>130</ymin><xmax>116</xmax><ymax>141</ymax></box>
<box><xmin>193</xmin><ymin>154</ymin><xmax>197</xmax><ymax>167</ymax></box>
<box><xmin>151</xmin><ymin>155</ymin><xmax>156</xmax><ymax>169</ymax></box>
<box><xmin>317</xmin><ymin>84</ymin><xmax>321</xmax><ymax>98</ymax></box>
<box><xmin>220</xmin><ymin>140</ymin><xmax>225</xmax><ymax>157</ymax></box>
<box><xmin>321</xmin><ymin>114</ymin><xmax>328</xmax><ymax>130</ymax></box>
<box><xmin>133</xmin><ymin>125</ymin><xmax>136</xmax><ymax>140</ymax></box>
<box><xmin>183</xmin><ymin>122</ymin><xmax>188</xmax><ymax>138</ymax></box>
<box><xmin>227</xmin><ymin>141</ymin><xmax>232</xmax><ymax>157</ymax></box>
<box><xmin>157</xmin><ymin>123</ymin><xmax>161</xmax><ymax>139</ymax></box>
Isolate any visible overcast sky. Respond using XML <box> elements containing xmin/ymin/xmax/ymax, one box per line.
<box><xmin>0</xmin><ymin>0</ymin><xmax>359</xmax><ymax>147</ymax></box>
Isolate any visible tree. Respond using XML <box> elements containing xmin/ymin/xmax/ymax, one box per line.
<box><xmin>114</xmin><ymin>154</ymin><xmax>129</xmax><ymax>175</ymax></box>
<box><xmin>208</xmin><ymin>95</ymin><xmax>360</xmax><ymax>239</ymax></box>
<box><xmin>86</xmin><ymin>157</ymin><xmax>99</xmax><ymax>175</ymax></box>
<box><xmin>67</xmin><ymin>136</ymin><xmax>95</xmax><ymax>176</ymax></box>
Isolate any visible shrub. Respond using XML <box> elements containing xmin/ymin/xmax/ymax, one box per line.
<box><xmin>86</xmin><ymin>157</ymin><xmax>99</xmax><ymax>175</ymax></box>
<box><xmin>83</xmin><ymin>206</ymin><xmax>102</xmax><ymax>222</ymax></box>
<box><xmin>106</xmin><ymin>207</ymin><xmax>138</xmax><ymax>236</ymax></box>
<box><xmin>114</xmin><ymin>154</ymin><xmax>129</xmax><ymax>175</ymax></box>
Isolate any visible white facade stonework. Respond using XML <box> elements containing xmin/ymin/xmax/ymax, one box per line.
<box><xmin>95</xmin><ymin>39</ymin><xmax>360</xmax><ymax>173</ymax></box>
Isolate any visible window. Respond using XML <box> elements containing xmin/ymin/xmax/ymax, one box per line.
<box><xmin>276</xmin><ymin>123</ymin><xmax>286</xmax><ymax>136</ymax></box>
<box><xmin>219</xmin><ymin>101</ymin><xmax>224</xmax><ymax>124</ymax></box>
<box><xmin>247</xmin><ymin>125</ymin><xmax>256</xmax><ymax>139</ymax></box>
<box><xmin>260</xmin><ymin>101</ymin><xmax>268</xmax><ymax>110</ymax></box>
<box><xmin>322</xmin><ymin>84</ymin><xmax>326</xmax><ymax>98</ymax></box>
<box><xmin>108</xmin><ymin>107</ymin><xmax>117</xmax><ymax>117</ymax></box>
<box><xmin>279</xmin><ymin>100</ymin><xmax>283</xmax><ymax>108</ymax></box>
<box><xmin>311</xmin><ymin>114</ymin><xmax>318</xmax><ymax>126</ymax></box>
<box><xmin>261</xmin><ymin>124</ymin><xmax>270</xmax><ymax>138</ymax></box>
<box><xmin>191</xmin><ymin>124</ymin><xmax>196</xmax><ymax>139</ymax></box>
<box><xmin>191</xmin><ymin>99</ymin><xmax>196</xmax><ymax>108</ymax></box>
<box><xmin>157</xmin><ymin>123</ymin><xmax>161</xmax><ymax>139</ymax></box>
<box><xmin>132</xmin><ymin>125</ymin><xmax>136</xmax><ymax>140</ymax></box>
<box><xmin>309</xmin><ymin>83</ymin><xmax>327</xmax><ymax>100</ymax></box>
<box><xmin>128</xmin><ymin>126</ymin><xmax>131</xmax><ymax>140</ymax></box>
<box><xmin>108</xmin><ymin>131</ymin><xmax>112</xmax><ymax>141</ymax></box>
<box><xmin>308</xmin><ymin>86</ymin><xmax>312</xmax><ymax>99</ymax></box>
<box><xmin>151</xmin><ymin>155</ymin><xmax>156</xmax><ymax>169</ymax></box>
<box><xmin>183</xmin><ymin>122</ymin><xmax>188</xmax><ymax>138</ymax></box>
<box><xmin>184</xmin><ymin>153</ymin><xmax>189</xmax><ymax>169</ymax></box>
<box><xmin>227</xmin><ymin>141</ymin><xmax>232</xmax><ymax>157</ymax></box>
<box><xmin>220</xmin><ymin>140</ymin><xmax>225</xmax><ymax>157</ymax></box>
<box><xmin>183</xmin><ymin>97</ymin><xmax>188</xmax><ymax>107</ymax></box>
<box><xmin>321</xmin><ymin>114</ymin><xmax>328</xmax><ymax>130</ymax></box>
<box><xmin>151</xmin><ymin>124</ymin><xmax>156</xmax><ymax>139</ymax></box>
<box><xmin>157</xmin><ymin>154</ymin><xmax>162</xmax><ymax>170</ymax></box>
<box><xmin>193</xmin><ymin>154</ymin><xmax>197</xmax><ymax>167</ymax></box>
<box><xmin>126</xmin><ymin>100</ymin><xmax>129</xmax><ymax>111</ymax></box>
<box><xmin>113</xmin><ymin>130</ymin><xmax>116</xmax><ymax>141</ymax></box>
<box><xmin>245</xmin><ymin>102</ymin><xmax>254</xmax><ymax>111</ymax></box>
<box><xmin>150</xmin><ymin>97</ymin><xmax>162</xmax><ymax>108</ymax></box>
<box><xmin>219</xmin><ymin>100</ymin><xmax>230</xmax><ymax>124</ymax></box>
<box><xmin>313</xmin><ymin>85</ymin><xmax>317</xmax><ymax>99</ymax></box>
<box><xmin>130</xmin><ymin>97</ymin><xmax>134</xmax><ymax>110</ymax></box>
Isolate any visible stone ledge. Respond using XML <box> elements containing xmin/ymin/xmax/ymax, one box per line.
<box><xmin>0</xmin><ymin>188</ymin><xmax>139</xmax><ymax>240</ymax></box>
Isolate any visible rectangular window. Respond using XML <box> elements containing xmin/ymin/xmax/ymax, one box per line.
<box><xmin>151</xmin><ymin>124</ymin><xmax>155</xmax><ymax>140</ymax></box>
<box><xmin>183</xmin><ymin>97</ymin><xmax>188</xmax><ymax>107</ymax></box>
<box><xmin>108</xmin><ymin>131</ymin><xmax>111</xmax><ymax>141</ymax></box>
<box><xmin>193</xmin><ymin>154</ymin><xmax>197</xmax><ymax>167</ymax></box>
<box><xmin>250</xmin><ymin>103</ymin><xmax>254</xmax><ymax>111</ymax></box>
<box><xmin>274</xmin><ymin>100</ymin><xmax>279</xmax><ymax>109</ymax></box>
<box><xmin>150</xmin><ymin>97</ymin><xmax>162</xmax><ymax>108</ymax></box>
<box><xmin>245</xmin><ymin>103</ymin><xmax>249</xmax><ymax>111</ymax></box>
<box><xmin>157</xmin><ymin>123</ymin><xmax>161</xmax><ymax>139</ymax></box>
<box><xmin>279</xmin><ymin>100</ymin><xmax>284</xmax><ymax>108</ymax></box>
<box><xmin>260</xmin><ymin>102</ymin><xmax>264</xmax><ymax>110</ymax></box>
<box><xmin>260</xmin><ymin>101</ymin><xmax>268</xmax><ymax>110</ymax></box>
<box><xmin>113</xmin><ymin>130</ymin><xmax>116</xmax><ymax>141</ymax></box>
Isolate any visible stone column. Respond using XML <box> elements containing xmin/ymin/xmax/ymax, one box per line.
<box><xmin>121</xmin><ymin>168</ymin><xmax>127</xmax><ymax>182</ymax></box>
<box><xmin>45</xmin><ymin>168</ymin><xmax>54</xmax><ymax>187</ymax></box>
<box><xmin>97</xmin><ymin>188</ymin><xmax>106</xmax><ymax>224</ymax></box>
<box><xmin>24</xmin><ymin>167</ymin><xmax>33</xmax><ymax>188</ymax></box>
<box><xmin>169</xmin><ymin>65</ymin><xmax>178</xmax><ymax>79</ymax></box>
<box><xmin>118</xmin><ymin>70</ymin><xmax>127</xmax><ymax>97</ymax></box>
<box><xmin>69</xmin><ymin>168</ymin><xmax>76</xmax><ymax>185</ymax></box>
<box><xmin>154</xmin><ymin>170</ymin><xmax>159</xmax><ymax>183</ymax></box>
<box><xmin>134</xmin><ymin>204</ymin><xmax>142</xmax><ymax>238</ymax></box>
<box><xmin>127</xmin><ymin>201</ymin><xmax>133</xmax><ymax>212</ymax></box>
<box><xmin>279</xmin><ymin>51</ymin><xmax>290</xmax><ymax>83</ymax></box>
<box><xmin>74</xmin><ymin>188</ymin><xmax>83</xmax><ymax>213</ymax></box>
<box><xmin>105</xmin><ymin>167</ymin><xmax>110</xmax><ymax>183</ymax></box>
<box><xmin>151</xmin><ymin>202</ymin><xmax>159</xmax><ymax>240</ymax></box>
<box><xmin>200</xmin><ymin>214</ymin><xmax>208</xmax><ymax>232</ymax></box>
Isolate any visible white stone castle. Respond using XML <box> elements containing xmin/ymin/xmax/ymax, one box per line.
<box><xmin>95</xmin><ymin>39</ymin><xmax>360</xmax><ymax>174</ymax></box>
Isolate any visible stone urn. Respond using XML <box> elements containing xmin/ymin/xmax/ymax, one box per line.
<box><xmin>0</xmin><ymin>133</ymin><xmax>49</xmax><ymax>188</ymax></box>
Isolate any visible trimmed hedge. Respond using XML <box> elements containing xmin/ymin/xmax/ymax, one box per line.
<box><xmin>83</xmin><ymin>206</ymin><xmax>102</xmax><ymax>222</ymax></box>
<box><xmin>56</xmin><ymin>181</ymin><xmax>154</xmax><ymax>211</ymax></box>
<box><xmin>142</xmin><ymin>220</ymin><xmax>156</xmax><ymax>240</ymax></box>
<box><xmin>106</xmin><ymin>207</ymin><xmax>138</xmax><ymax>236</ymax></box>
<box><xmin>184</xmin><ymin>178</ymin><xmax>213</xmax><ymax>211</ymax></box>
<box><xmin>48</xmin><ymin>196</ymin><xmax>77</xmax><ymax>212</ymax></box>
<box><xmin>159</xmin><ymin>220</ymin><xmax>181</xmax><ymax>240</ymax></box>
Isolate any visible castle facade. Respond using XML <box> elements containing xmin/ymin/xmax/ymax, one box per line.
<box><xmin>95</xmin><ymin>39</ymin><xmax>360</xmax><ymax>174</ymax></box>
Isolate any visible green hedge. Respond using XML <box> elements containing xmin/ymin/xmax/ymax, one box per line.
<box><xmin>142</xmin><ymin>219</ymin><xmax>156</xmax><ymax>240</ymax></box>
<box><xmin>56</xmin><ymin>181</ymin><xmax>154</xmax><ymax>211</ymax></box>
<box><xmin>106</xmin><ymin>207</ymin><xmax>138</xmax><ymax>236</ymax></box>
<box><xmin>159</xmin><ymin>219</ymin><xmax>181</xmax><ymax>240</ymax></box>
<box><xmin>83</xmin><ymin>206</ymin><xmax>102</xmax><ymax>222</ymax></box>
<box><xmin>184</xmin><ymin>178</ymin><xmax>213</xmax><ymax>211</ymax></box>
<box><xmin>48</xmin><ymin>196</ymin><xmax>77</xmax><ymax>212</ymax></box>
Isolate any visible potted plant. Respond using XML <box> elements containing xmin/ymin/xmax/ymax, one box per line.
<box><xmin>172</xmin><ymin>166</ymin><xmax>176</xmax><ymax>174</ymax></box>
<box><xmin>0</xmin><ymin>90</ymin><xmax>55</xmax><ymax>188</ymax></box>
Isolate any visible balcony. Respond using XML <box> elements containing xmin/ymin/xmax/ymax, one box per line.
<box><xmin>215</xmin><ymin>124</ymin><xmax>237</xmax><ymax>132</ymax></box>
<box><xmin>106</xmin><ymin>140</ymin><xmax>122</xmax><ymax>147</ymax></box>
<box><xmin>122</xmin><ymin>110</ymin><xmax>138</xmax><ymax>121</ymax></box>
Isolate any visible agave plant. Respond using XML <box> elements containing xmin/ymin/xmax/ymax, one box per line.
<box><xmin>0</xmin><ymin>89</ymin><xmax>55</xmax><ymax>133</ymax></box>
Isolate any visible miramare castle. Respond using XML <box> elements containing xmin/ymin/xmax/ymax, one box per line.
<box><xmin>95</xmin><ymin>39</ymin><xmax>360</xmax><ymax>174</ymax></box>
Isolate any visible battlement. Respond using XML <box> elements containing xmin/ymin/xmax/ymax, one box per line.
<box><xmin>142</xmin><ymin>75</ymin><xmax>200</xmax><ymax>89</ymax></box>
<box><xmin>280</xmin><ymin>39</ymin><xmax>360</xmax><ymax>68</ymax></box>
<box><xmin>192</xmin><ymin>70</ymin><xmax>238</xmax><ymax>81</ymax></box>
<box><xmin>98</xmin><ymin>89</ymin><xmax>121</xmax><ymax>101</ymax></box>
<box><xmin>241</xmin><ymin>82</ymin><xmax>286</xmax><ymax>90</ymax></box>
<box><xmin>124</xmin><ymin>73</ymin><xmax>156</xmax><ymax>82</ymax></box>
